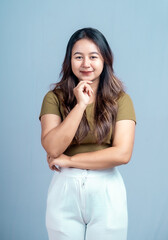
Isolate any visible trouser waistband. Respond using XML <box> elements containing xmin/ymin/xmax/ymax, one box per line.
<box><xmin>57</xmin><ymin>167</ymin><xmax>117</xmax><ymax>178</ymax></box>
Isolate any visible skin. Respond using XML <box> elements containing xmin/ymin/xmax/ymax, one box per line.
<box><xmin>41</xmin><ymin>39</ymin><xmax>136</xmax><ymax>172</ymax></box>
<box><xmin>71</xmin><ymin>38</ymin><xmax>104</xmax><ymax>103</ymax></box>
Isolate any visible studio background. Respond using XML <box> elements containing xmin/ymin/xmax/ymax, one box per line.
<box><xmin>0</xmin><ymin>0</ymin><xmax>167</xmax><ymax>239</ymax></box>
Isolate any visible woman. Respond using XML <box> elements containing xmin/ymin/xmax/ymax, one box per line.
<box><xmin>39</xmin><ymin>27</ymin><xmax>136</xmax><ymax>240</ymax></box>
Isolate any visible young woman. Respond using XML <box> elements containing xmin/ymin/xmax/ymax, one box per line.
<box><xmin>39</xmin><ymin>27</ymin><xmax>136</xmax><ymax>240</ymax></box>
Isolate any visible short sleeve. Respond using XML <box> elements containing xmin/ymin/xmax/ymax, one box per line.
<box><xmin>39</xmin><ymin>91</ymin><xmax>61</xmax><ymax>121</ymax></box>
<box><xmin>116</xmin><ymin>93</ymin><xmax>136</xmax><ymax>124</ymax></box>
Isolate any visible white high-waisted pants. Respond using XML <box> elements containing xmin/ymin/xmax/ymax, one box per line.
<box><xmin>46</xmin><ymin>167</ymin><xmax>128</xmax><ymax>240</ymax></box>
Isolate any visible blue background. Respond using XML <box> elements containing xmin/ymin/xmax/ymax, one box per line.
<box><xmin>0</xmin><ymin>0</ymin><xmax>168</xmax><ymax>239</ymax></box>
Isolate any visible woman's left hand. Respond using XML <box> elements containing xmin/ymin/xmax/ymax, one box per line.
<box><xmin>47</xmin><ymin>153</ymin><xmax>72</xmax><ymax>171</ymax></box>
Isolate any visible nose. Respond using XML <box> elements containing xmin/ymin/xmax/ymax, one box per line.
<box><xmin>82</xmin><ymin>57</ymin><xmax>90</xmax><ymax>68</ymax></box>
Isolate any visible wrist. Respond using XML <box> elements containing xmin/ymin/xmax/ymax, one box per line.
<box><xmin>76</xmin><ymin>102</ymin><xmax>87</xmax><ymax>111</ymax></box>
<box><xmin>69</xmin><ymin>155</ymin><xmax>76</xmax><ymax>167</ymax></box>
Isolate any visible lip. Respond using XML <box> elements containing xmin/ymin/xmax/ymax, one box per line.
<box><xmin>80</xmin><ymin>71</ymin><xmax>93</xmax><ymax>75</ymax></box>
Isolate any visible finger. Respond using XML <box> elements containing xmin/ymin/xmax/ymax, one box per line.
<box><xmin>81</xmin><ymin>82</ymin><xmax>93</xmax><ymax>90</ymax></box>
<box><xmin>49</xmin><ymin>162</ymin><xmax>54</xmax><ymax>170</ymax></box>
<box><xmin>55</xmin><ymin>167</ymin><xmax>61</xmax><ymax>172</ymax></box>
<box><xmin>85</xmin><ymin>85</ymin><xmax>94</xmax><ymax>93</ymax></box>
<box><xmin>52</xmin><ymin>165</ymin><xmax>61</xmax><ymax>172</ymax></box>
<box><xmin>82</xmin><ymin>81</ymin><xmax>93</xmax><ymax>87</ymax></box>
<box><xmin>52</xmin><ymin>166</ymin><xmax>59</xmax><ymax>171</ymax></box>
<box><xmin>85</xmin><ymin>81</ymin><xmax>93</xmax><ymax>85</ymax></box>
<box><xmin>83</xmin><ymin>86</ymin><xmax>94</xmax><ymax>96</ymax></box>
<box><xmin>77</xmin><ymin>80</ymin><xmax>93</xmax><ymax>86</ymax></box>
<box><xmin>88</xmin><ymin>89</ymin><xmax>93</xmax><ymax>96</ymax></box>
<box><xmin>49</xmin><ymin>162</ymin><xmax>61</xmax><ymax>172</ymax></box>
<box><xmin>49</xmin><ymin>164</ymin><xmax>58</xmax><ymax>171</ymax></box>
<box><xmin>76</xmin><ymin>82</ymin><xmax>93</xmax><ymax>91</ymax></box>
<box><xmin>76</xmin><ymin>81</ymin><xmax>94</xmax><ymax>92</ymax></box>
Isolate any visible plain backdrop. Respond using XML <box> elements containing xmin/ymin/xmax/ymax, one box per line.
<box><xmin>0</xmin><ymin>0</ymin><xmax>168</xmax><ymax>239</ymax></box>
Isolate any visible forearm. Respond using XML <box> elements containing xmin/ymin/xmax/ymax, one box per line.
<box><xmin>70</xmin><ymin>147</ymin><xmax>132</xmax><ymax>170</ymax></box>
<box><xmin>42</xmin><ymin>103</ymin><xmax>86</xmax><ymax>157</ymax></box>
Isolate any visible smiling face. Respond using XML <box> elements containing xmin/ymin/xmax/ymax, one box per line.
<box><xmin>71</xmin><ymin>39</ymin><xmax>104</xmax><ymax>84</ymax></box>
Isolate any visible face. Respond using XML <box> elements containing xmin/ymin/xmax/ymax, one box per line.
<box><xmin>71</xmin><ymin>39</ymin><xmax>104</xmax><ymax>84</ymax></box>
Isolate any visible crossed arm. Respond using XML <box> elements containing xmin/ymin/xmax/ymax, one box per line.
<box><xmin>69</xmin><ymin>120</ymin><xmax>135</xmax><ymax>170</ymax></box>
<box><xmin>40</xmin><ymin>104</ymin><xmax>136</xmax><ymax>171</ymax></box>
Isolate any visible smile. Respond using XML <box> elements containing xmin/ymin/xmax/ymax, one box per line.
<box><xmin>80</xmin><ymin>71</ymin><xmax>93</xmax><ymax>75</ymax></box>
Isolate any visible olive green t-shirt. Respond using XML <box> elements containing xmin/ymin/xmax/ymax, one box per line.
<box><xmin>39</xmin><ymin>90</ymin><xmax>136</xmax><ymax>156</ymax></box>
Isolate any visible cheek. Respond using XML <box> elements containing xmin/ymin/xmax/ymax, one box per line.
<box><xmin>100</xmin><ymin>62</ymin><xmax>104</xmax><ymax>71</ymax></box>
<box><xmin>94</xmin><ymin>61</ymin><xmax>104</xmax><ymax>72</ymax></box>
<box><xmin>71</xmin><ymin>60</ymin><xmax>79</xmax><ymax>73</ymax></box>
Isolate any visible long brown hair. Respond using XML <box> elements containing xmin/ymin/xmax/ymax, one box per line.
<box><xmin>52</xmin><ymin>28</ymin><xmax>124</xmax><ymax>144</ymax></box>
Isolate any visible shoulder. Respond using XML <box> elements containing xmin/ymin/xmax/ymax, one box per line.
<box><xmin>116</xmin><ymin>92</ymin><xmax>136</xmax><ymax>123</ymax></box>
<box><xmin>39</xmin><ymin>89</ymin><xmax>63</xmax><ymax>121</ymax></box>
<box><xmin>117</xmin><ymin>92</ymin><xmax>133</xmax><ymax>106</ymax></box>
<box><xmin>43</xmin><ymin>89</ymin><xmax>63</xmax><ymax>105</ymax></box>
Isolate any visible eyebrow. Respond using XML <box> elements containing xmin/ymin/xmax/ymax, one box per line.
<box><xmin>73</xmin><ymin>51</ymin><xmax>99</xmax><ymax>56</ymax></box>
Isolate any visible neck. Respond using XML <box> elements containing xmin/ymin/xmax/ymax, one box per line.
<box><xmin>90</xmin><ymin>78</ymin><xmax>99</xmax><ymax>93</ymax></box>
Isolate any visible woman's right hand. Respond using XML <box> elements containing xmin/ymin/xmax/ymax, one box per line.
<box><xmin>73</xmin><ymin>81</ymin><xmax>94</xmax><ymax>107</ymax></box>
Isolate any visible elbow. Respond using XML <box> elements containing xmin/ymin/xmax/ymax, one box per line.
<box><xmin>122</xmin><ymin>155</ymin><xmax>131</xmax><ymax>165</ymax></box>
<box><xmin>119</xmin><ymin>150</ymin><xmax>132</xmax><ymax>165</ymax></box>
<box><xmin>41</xmin><ymin>138</ymin><xmax>61</xmax><ymax>158</ymax></box>
<box><xmin>48</xmin><ymin>151</ymin><xmax>60</xmax><ymax>159</ymax></box>
<box><xmin>46</xmin><ymin>148</ymin><xmax>60</xmax><ymax>158</ymax></box>
<box><xmin>45</xmin><ymin>148</ymin><xmax>61</xmax><ymax>159</ymax></box>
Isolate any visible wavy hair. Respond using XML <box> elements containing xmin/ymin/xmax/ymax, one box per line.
<box><xmin>52</xmin><ymin>27</ymin><xmax>124</xmax><ymax>144</ymax></box>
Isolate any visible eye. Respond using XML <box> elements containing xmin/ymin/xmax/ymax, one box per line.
<box><xmin>75</xmin><ymin>56</ymin><xmax>83</xmax><ymax>60</ymax></box>
<box><xmin>90</xmin><ymin>56</ymin><xmax>98</xmax><ymax>59</ymax></box>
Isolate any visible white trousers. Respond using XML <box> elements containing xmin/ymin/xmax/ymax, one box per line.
<box><xmin>46</xmin><ymin>167</ymin><xmax>128</xmax><ymax>240</ymax></box>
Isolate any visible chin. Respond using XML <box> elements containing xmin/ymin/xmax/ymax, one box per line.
<box><xmin>80</xmin><ymin>78</ymin><xmax>94</xmax><ymax>82</ymax></box>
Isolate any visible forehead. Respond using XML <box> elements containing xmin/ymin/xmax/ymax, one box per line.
<box><xmin>72</xmin><ymin>39</ymin><xmax>100</xmax><ymax>54</ymax></box>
